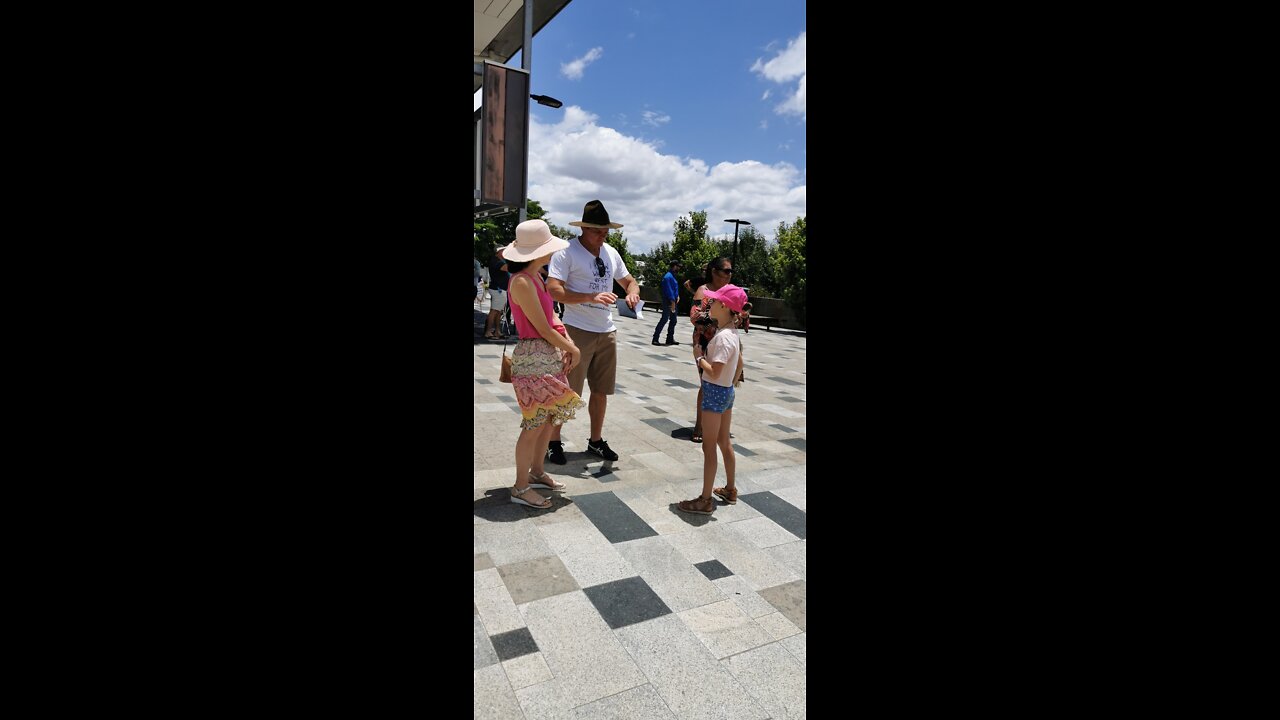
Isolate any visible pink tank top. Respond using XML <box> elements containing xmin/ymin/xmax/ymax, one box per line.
<box><xmin>510</xmin><ymin>270</ymin><xmax>566</xmax><ymax>340</ymax></box>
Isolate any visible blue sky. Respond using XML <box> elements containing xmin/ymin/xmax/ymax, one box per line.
<box><xmin>480</xmin><ymin>0</ymin><xmax>807</xmax><ymax>253</ymax></box>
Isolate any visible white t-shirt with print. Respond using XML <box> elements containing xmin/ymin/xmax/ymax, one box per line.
<box><xmin>548</xmin><ymin>237</ymin><xmax>631</xmax><ymax>333</ymax></box>
<box><xmin>704</xmin><ymin>327</ymin><xmax>741</xmax><ymax>388</ymax></box>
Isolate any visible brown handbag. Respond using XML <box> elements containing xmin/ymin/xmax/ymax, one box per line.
<box><xmin>499</xmin><ymin>339</ymin><xmax>512</xmax><ymax>383</ymax></box>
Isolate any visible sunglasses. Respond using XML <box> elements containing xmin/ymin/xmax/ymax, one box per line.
<box><xmin>715</xmin><ymin>267</ymin><xmax>734</xmax><ymax>274</ymax></box>
<box><xmin>595</xmin><ymin>257</ymin><xmax>607</xmax><ymax>278</ymax></box>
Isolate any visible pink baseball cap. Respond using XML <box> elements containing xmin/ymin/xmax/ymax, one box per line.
<box><xmin>702</xmin><ymin>284</ymin><xmax>748</xmax><ymax>313</ymax></box>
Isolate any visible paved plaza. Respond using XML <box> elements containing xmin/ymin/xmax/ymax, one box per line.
<box><xmin>474</xmin><ymin>295</ymin><xmax>807</xmax><ymax>719</ymax></box>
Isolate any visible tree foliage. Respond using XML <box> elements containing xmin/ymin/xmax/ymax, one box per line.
<box><xmin>771</xmin><ymin>217</ymin><xmax>807</xmax><ymax>327</ymax></box>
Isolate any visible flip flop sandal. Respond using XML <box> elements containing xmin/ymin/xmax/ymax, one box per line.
<box><xmin>510</xmin><ymin>487</ymin><xmax>551</xmax><ymax>509</ymax></box>
<box><xmin>529</xmin><ymin>472</ymin><xmax>566</xmax><ymax>491</ymax></box>
<box><xmin>691</xmin><ymin>432</ymin><xmax>703</xmax><ymax>443</ymax></box>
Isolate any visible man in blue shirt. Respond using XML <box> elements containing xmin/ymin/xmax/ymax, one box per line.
<box><xmin>651</xmin><ymin>260</ymin><xmax>683</xmax><ymax>346</ymax></box>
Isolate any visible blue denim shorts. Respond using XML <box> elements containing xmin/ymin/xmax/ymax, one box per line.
<box><xmin>700</xmin><ymin>379</ymin><xmax>735</xmax><ymax>413</ymax></box>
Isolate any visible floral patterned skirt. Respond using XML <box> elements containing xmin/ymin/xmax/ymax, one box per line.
<box><xmin>511</xmin><ymin>337</ymin><xmax>585</xmax><ymax>430</ymax></box>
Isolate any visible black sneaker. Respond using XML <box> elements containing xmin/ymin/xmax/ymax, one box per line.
<box><xmin>651</xmin><ymin>339</ymin><xmax>662</xmax><ymax>345</ymax></box>
<box><xmin>586</xmin><ymin>438</ymin><xmax>619</xmax><ymax>461</ymax></box>
<box><xmin>546</xmin><ymin>441</ymin><xmax>566</xmax><ymax>465</ymax></box>
<box><xmin>664</xmin><ymin>339</ymin><xmax>680</xmax><ymax>345</ymax></box>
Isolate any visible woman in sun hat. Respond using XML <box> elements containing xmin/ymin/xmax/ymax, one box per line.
<box><xmin>502</xmin><ymin>219</ymin><xmax>586</xmax><ymax>509</ymax></box>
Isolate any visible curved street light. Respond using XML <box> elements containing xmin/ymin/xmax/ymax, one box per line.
<box><xmin>724</xmin><ymin>219</ymin><xmax>752</xmax><ymax>265</ymax></box>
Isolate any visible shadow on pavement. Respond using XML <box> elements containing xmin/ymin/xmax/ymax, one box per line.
<box><xmin>474</xmin><ymin>487</ymin><xmax>574</xmax><ymax>522</ymax></box>
<box><xmin>668</xmin><ymin>503</ymin><xmax>718</xmax><ymax>527</ymax></box>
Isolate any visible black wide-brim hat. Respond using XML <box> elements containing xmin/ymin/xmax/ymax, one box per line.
<box><xmin>568</xmin><ymin>199</ymin><xmax>623</xmax><ymax>228</ymax></box>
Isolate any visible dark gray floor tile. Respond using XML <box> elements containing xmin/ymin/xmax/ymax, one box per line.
<box><xmin>478</xmin><ymin>354</ymin><xmax>499</xmax><ymax>359</ymax></box>
<box><xmin>779</xmin><ymin>438</ymin><xmax>806</xmax><ymax>452</ymax></box>
<box><xmin>636</xmin><ymin>372</ymin><xmax>652</xmax><ymax>378</ymax></box>
<box><xmin>769</xmin><ymin>424</ymin><xmax>796</xmax><ymax>433</ymax></box>
<box><xmin>641</xmin><ymin>418</ymin><xmax>684</xmax><ymax>435</ymax></box>
<box><xmin>732</xmin><ymin>444</ymin><xmax>757</xmax><ymax>457</ymax></box>
<box><xmin>766</xmin><ymin>376</ymin><xmax>804</xmax><ymax>386</ymax></box>
<box><xmin>664</xmin><ymin>379</ymin><xmax>699</xmax><ymax>389</ymax></box>
<box><xmin>695</xmin><ymin>559</ymin><xmax>733</xmax><ymax>580</ymax></box>
<box><xmin>573</xmin><ymin>491</ymin><xmax>661</xmax><ymax>544</ymax></box>
<box><xmin>646</xmin><ymin>406</ymin><xmax>666</xmax><ymax>414</ymax></box>
<box><xmin>491</xmin><ymin>627</ymin><xmax>539</xmax><ymax>661</ymax></box>
<box><xmin>476</xmin><ymin>378</ymin><xmax>493</xmax><ymax>385</ymax></box>
<box><xmin>739</xmin><ymin>492</ymin><xmax>806</xmax><ymax>540</ymax></box>
<box><xmin>583</xmin><ymin>576</ymin><xmax>672</xmax><ymax>630</ymax></box>
<box><xmin>778</xmin><ymin>395</ymin><xmax>803</xmax><ymax>403</ymax></box>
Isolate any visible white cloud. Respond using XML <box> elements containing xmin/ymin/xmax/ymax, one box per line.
<box><xmin>751</xmin><ymin>31</ymin><xmax>806</xmax><ymax>121</ymax></box>
<box><xmin>527</xmin><ymin>107</ymin><xmax>807</xmax><ymax>254</ymax></box>
<box><xmin>641</xmin><ymin>110</ymin><xmax>671</xmax><ymax>127</ymax></box>
<box><xmin>761</xmin><ymin>89</ymin><xmax>771</xmax><ymax>101</ymax></box>
<box><xmin>759</xmin><ymin>119</ymin><xmax>768</xmax><ymax>130</ymax></box>
<box><xmin>561</xmin><ymin>47</ymin><xmax>604</xmax><ymax>80</ymax></box>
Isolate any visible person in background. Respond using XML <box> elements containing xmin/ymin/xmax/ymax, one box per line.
<box><xmin>484</xmin><ymin>247</ymin><xmax>510</xmax><ymax>339</ymax></box>
<box><xmin>651</xmin><ymin>260</ymin><xmax>683</xmax><ymax>346</ymax></box>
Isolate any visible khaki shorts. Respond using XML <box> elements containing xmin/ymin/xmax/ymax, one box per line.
<box><xmin>565</xmin><ymin>325</ymin><xmax>617</xmax><ymax>395</ymax></box>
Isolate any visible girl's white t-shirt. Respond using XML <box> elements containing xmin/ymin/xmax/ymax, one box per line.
<box><xmin>704</xmin><ymin>328</ymin><xmax>740</xmax><ymax>388</ymax></box>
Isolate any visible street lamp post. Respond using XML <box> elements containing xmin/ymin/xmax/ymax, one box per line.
<box><xmin>724</xmin><ymin>218</ymin><xmax>752</xmax><ymax>265</ymax></box>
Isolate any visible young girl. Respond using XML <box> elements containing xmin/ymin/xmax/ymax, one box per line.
<box><xmin>504</xmin><ymin>220</ymin><xmax>585</xmax><ymax>508</ymax></box>
<box><xmin>678</xmin><ymin>284</ymin><xmax>747</xmax><ymax>515</ymax></box>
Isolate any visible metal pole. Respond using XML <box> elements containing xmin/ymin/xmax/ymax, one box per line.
<box><xmin>519</xmin><ymin>3</ymin><xmax>533</xmax><ymax>223</ymax></box>
<box><xmin>732</xmin><ymin>223</ymin><xmax>740</xmax><ymax>264</ymax></box>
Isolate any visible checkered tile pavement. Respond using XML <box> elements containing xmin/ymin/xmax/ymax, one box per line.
<box><xmin>474</xmin><ymin>300</ymin><xmax>807</xmax><ymax>719</ymax></box>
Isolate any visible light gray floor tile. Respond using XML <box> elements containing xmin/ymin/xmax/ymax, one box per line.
<box><xmin>770</xmin><ymin>485</ymin><xmax>807</xmax><ymax>511</ymax></box>
<box><xmin>780</xmin><ymin>632</ymin><xmax>806</xmax><ymax>666</ymax></box>
<box><xmin>661</xmin><ymin>530</ymin><xmax>715</xmax><ymax>564</ymax></box>
<box><xmin>475</xmin><ymin>520</ymin><xmax>557</xmax><ymax>567</ymax></box>
<box><xmin>755</xmin><ymin>611</ymin><xmax>801</xmax><ymax>641</ymax></box>
<box><xmin>571</xmin><ymin>683</ymin><xmax>676</xmax><ymax>719</ymax></box>
<box><xmin>700</xmin><ymin>524</ymin><xmax>801</xmax><ymax>591</ymax></box>
<box><xmin>712</xmin><ymin>575</ymin><xmax>778</xmax><ymax>619</ymax></box>
<box><xmin>474</xmin><ymin>566</ymin><xmax>504</xmax><ymax>592</ymax></box>
<box><xmin>677</xmin><ymin>599</ymin><xmax>775</xmax><ymax>659</ymax></box>
<box><xmin>631</xmin><ymin>451</ymin><xmax>689</xmax><ymax>476</ymax></box>
<box><xmin>516</xmin><ymin>677</ymin><xmax>576</xmax><ymax>720</ymax></box>
<box><xmin>499</xmin><ymin>555</ymin><xmax>581</xmax><ymax>606</ymax></box>
<box><xmin>503</xmin><ymin>651</ymin><xmax>553</xmax><ymax>691</ymax></box>
<box><xmin>729</xmin><ymin>516</ymin><xmax>800</xmax><ymax>548</ymax></box>
<box><xmin>721</xmin><ymin>642</ymin><xmax>807</xmax><ymax>720</ymax></box>
<box><xmin>475</xmin><ymin>583</ymin><xmax>526</xmax><ymax>636</ymax></box>
<box><xmin>615</xmin><ymin>536</ymin><xmax>724</xmax><ymax>613</ymax></box>
<box><xmin>474</xmin><ymin>615</ymin><xmax>499</xmax><ymax>670</ymax></box>
<box><xmin>615</xmin><ymin>615</ymin><xmax>769</xmax><ymax>720</ymax></box>
<box><xmin>475</xmin><ymin>552</ymin><xmax>496</xmax><ymax>570</ymax></box>
<box><xmin>475</xmin><ymin>662</ymin><xmax>524</xmax><ymax>719</ymax></box>
<box><xmin>537</xmin><ymin>518</ymin><xmax>638</xmax><ymax>588</ymax></box>
<box><xmin>764</xmin><ymin>540</ymin><xmax>806</xmax><ymax>580</ymax></box>
<box><xmin>520</xmin><ymin>591</ymin><xmax>648</xmax><ymax>706</ymax></box>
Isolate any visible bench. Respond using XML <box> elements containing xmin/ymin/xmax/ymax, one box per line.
<box><xmin>746</xmin><ymin>315</ymin><xmax>781</xmax><ymax>332</ymax></box>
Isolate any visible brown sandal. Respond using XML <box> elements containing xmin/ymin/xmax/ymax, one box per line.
<box><xmin>713</xmin><ymin>486</ymin><xmax>737</xmax><ymax>504</ymax></box>
<box><xmin>677</xmin><ymin>496</ymin><xmax>715</xmax><ymax>515</ymax></box>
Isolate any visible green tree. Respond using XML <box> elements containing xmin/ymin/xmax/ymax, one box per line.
<box><xmin>723</xmin><ymin>226</ymin><xmax>778</xmax><ymax>297</ymax></box>
<box><xmin>771</xmin><ymin>217</ymin><xmax>807</xmax><ymax>327</ymax></box>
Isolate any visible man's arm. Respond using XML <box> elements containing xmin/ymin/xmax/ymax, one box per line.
<box><xmin>547</xmin><ymin>277</ymin><xmax>616</xmax><ymax>306</ymax></box>
<box><xmin>615</xmin><ymin>274</ymin><xmax>641</xmax><ymax>309</ymax></box>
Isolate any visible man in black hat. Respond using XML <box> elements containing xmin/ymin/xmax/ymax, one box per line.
<box><xmin>544</xmin><ymin>200</ymin><xmax>641</xmax><ymax>464</ymax></box>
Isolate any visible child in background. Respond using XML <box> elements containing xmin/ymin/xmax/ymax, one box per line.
<box><xmin>678</xmin><ymin>284</ymin><xmax>747</xmax><ymax>515</ymax></box>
